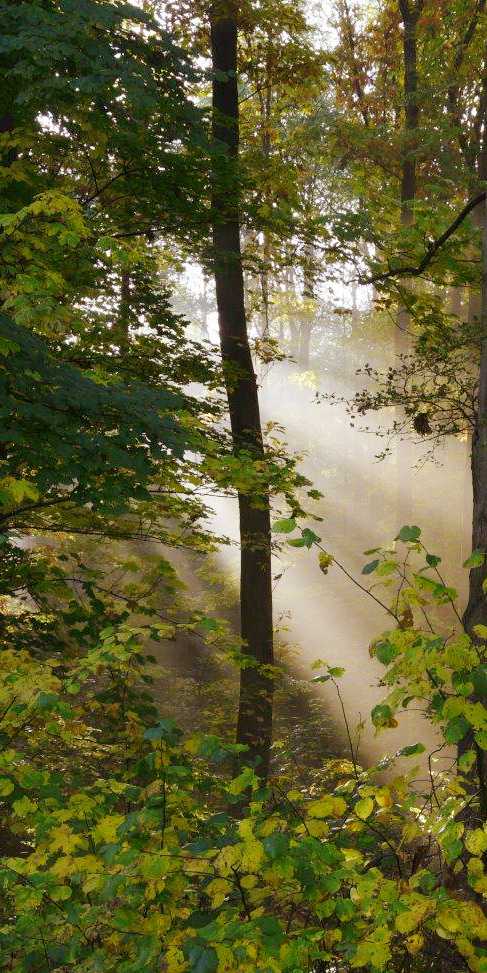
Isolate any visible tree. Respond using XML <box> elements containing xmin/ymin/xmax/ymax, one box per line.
<box><xmin>210</xmin><ymin>1</ymin><xmax>274</xmax><ymax>776</ymax></box>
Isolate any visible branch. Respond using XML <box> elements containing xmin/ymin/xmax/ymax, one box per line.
<box><xmin>0</xmin><ymin>494</ymin><xmax>74</xmax><ymax>525</ymax></box>
<box><xmin>363</xmin><ymin>191</ymin><xmax>486</xmax><ymax>285</ymax></box>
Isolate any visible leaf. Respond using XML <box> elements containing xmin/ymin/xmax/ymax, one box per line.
<box><xmin>355</xmin><ymin>797</ymin><xmax>373</xmax><ymax>820</ymax></box>
<box><xmin>396</xmin><ymin>525</ymin><xmax>421</xmax><ymax>542</ymax></box>
<box><xmin>93</xmin><ymin>814</ymin><xmax>125</xmax><ymax>845</ymax></box>
<box><xmin>371</xmin><ymin>703</ymin><xmax>394</xmax><ymax>727</ymax></box>
<box><xmin>458</xmin><ymin>749</ymin><xmax>476</xmax><ymax>773</ymax></box>
<box><xmin>263</xmin><ymin>833</ymin><xmax>289</xmax><ymax>860</ymax></box>
<box><xmin>445</xmin><ymin>714</ymin><xmax>470</xmax><ymax>744</ymax></box>
<box><xmin>473</xmin><ymin>624</ymin><xmax>487</xmax><ymax>641</ymax></box>
<box><xmin>287</xmin><ymin>537</ymin><xmax>306</xmax><ymax>547</ymax></box>
<box><xmin>227</xmin><ymin>766</ymin><xmax>257</xmax><ymax>795</ymax></box>
<box><xmin>464</xmin><ymin>549</ymin><xmax>485</xmax><ymax>569</ymax></box>
<box><xmin>307</xmin><ymin>796</ymin><xmax>346</xmax><ymax>818</ymax></box>
<box><xmin>398</xmin><ymin>743</ymin><xmax>425</xmax><ymax>757</ymax></box>
<box><xmin>187</xmin><ymin>945</ymin><xmax>218</xmax><ymax>973</ymax></box>
<box><xmin>272</xmin><ymin>517</ymin><xmax>296</xmax><ymax>533</ymax></box>
<box><xmin>465</xmin><ymin>829</ymin><xmax>487</xmax><ymax>856</ymax></box>
<box><xmin>426</xmin><ymin>553</ymin><xmax>441</xmax><ymax>567</ymax></box>
<box><xmin>301</xmin><ymin>527</ymin><xmax>321</xmax><ymax>548</ymax></box>
<box><xmin>375</xmin><ymin>640</ymin><xmax>398</xmax><ymax>665</ymax></box>
<box><xmin>0</xmin><ymin>778</ymin><xmax>14</xmax><ymax>796</ymax></box>
<box><xmin>362</xmin><ymin>559</ymin><xmax>379</xmax><ymax>575</ymax></box>
<box><xmin>318</xmin><ymin>551</ymin><xmax>333</xmax><ymax>573</ymax></box>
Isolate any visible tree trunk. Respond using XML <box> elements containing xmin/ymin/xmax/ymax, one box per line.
<box><xmin>396</xmin><ymin>0</ymin><xmax>423</xmax><ymax>352</ymax></box>
<box><xmin>298</xmin><ymin>244</ymin><xmax>315</xmax><ymax>368</ymax></box>
<box><xmin>210</xmin><ymin>3</ymin><xmax>274</xmax><ymax>778</ymax></box>
<box><xmin>448</xmin><ymin>285</ymin><xmax>464</xmax><ymax>318</ymax></box>
<box><xmin>462</xmin><ymin>194</ymin><xmax>487</xmax><ymax>821</ymax></box>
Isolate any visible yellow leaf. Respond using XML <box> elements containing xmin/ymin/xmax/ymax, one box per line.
<box><xmin>355</xmin><ymin>798</ymin><xmax>373</xmax><ymax>820</ymax></box>
<box><xmin>376</xmin><ymin>787</ymin><xmax>393</xmax><ymax>808</ymax></box>
<box><xmin>405</xmin><ymin>933</ymin><xmax>424</xmax><ymax>955</ymax></box>
<box><xmin>49</xmin><ymin>824</ymin><xmax>85</xmax><ymax>854</ymax></box>
<box><xmin>307</xmin><ymin>819</ymin><xmax>329</xmax><ymax>837</ymax></box>
<box><xmin>307</xmin><ymin>796</ymin><xmax>346</xmax><ymax>818</ymax></box>
<box><xmin>465</xmin><ymin>829</ymin><xmax>487</xmax><ymax>856</ymax></box>
<box><xmin>92</xmin><ymin>814</ymin><xmax>124</xmax><ymax>845</ymax></box>
<box><xmin>215</xmin><ymin>844</ymin><xmax>241</xmax><ymax>876</ymax></box>
<box><xmin>241</xmin><ymin>838</ymin><xmax>264</xmax><ymax>872</ymax></box>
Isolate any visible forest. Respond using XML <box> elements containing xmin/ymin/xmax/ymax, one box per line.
<box><xmin>1</xmin><ymin>0</ymin><xmax>487</xmax><ymax>970</ymax></box>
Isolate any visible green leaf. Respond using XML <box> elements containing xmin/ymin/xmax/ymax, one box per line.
<box><xmin>301</xmin><ymin>527</ymin><xmax>321</xmax><ymax>548</ymax></box>
<box><xmin>287</xmin><ymin>537</ymin><xmax>306</xmax><ymax>547</ymax></box>
<box><xmin>471</xmin><ymin>665</ymin><xmax>487</xmax><ymax>696</ymax></box>
<box><xmin>362</xmin><ymin>559</ymin><xmax>379</xmax><ymax>575</ymax></box>
<box><xmin>187</xmin><ymin>945</ymin><xmax>218</xmax><ymax>973</ymax></box>
<box><xmin>398</xmin><ymin>743</ymin><xmax>425</xmax><ymax>757</ymax></box>
<box><xmin>458</xmin><ymin>749</ymin><xmax>476</xmax><ymax>772</ymax></box>
<box><xmin>371</xmin><ymin>703</ymin><xmax>394</xmax><ymax>727</ymax></box>
<box><xmin>375</xmin><ymin>641</ymin><xmax>398</xmax><ymax>665</ymax></box>
<box><xmin>426</xmin><ymin>553</ymin><xmax>441</xmax><ymax>568</ymax></box>
<box><xmin>272</xmin><ymin>517</ymin><xmax>296</xmax><ymax>533</ymax></box>
<box><xmin>263</xmin><ymin>833</ymin><xmax>289</xmax><ymax>860</ymax></box>
<box><xmin>396</xmin><ymin>525</ymin><xmax>421</xmax><ymax>542</ymax></box>
<box><xmin>444</xmin><ymin>715</ymin><xmax>470</xmax><ymax>744</ymax></box>
<box><xmin>463</xmin><ymin>549</ymin><xmax>485</xmax><ymax>569</ymax></box>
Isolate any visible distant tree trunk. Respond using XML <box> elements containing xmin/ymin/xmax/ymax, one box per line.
<box><xmin>200</xmin><ymin>274</ymin><xmax>210</xmax><ymax>339</ymax></box>
<box><xmin>210</xmin><ymin>2</ymin><xmax>274</xmax><ymax>778</ymax></box>
<box><xmin>396</xmin><ymin>0</ymin><xmax>423</xmax><ymax>352</ymax></box>
<box><xmin>394</xmin><ymin>1</ymin><xmax>423</xmax><ymax>526</ymax></box>
<box><xmin>298</xmin><ymin>244</ymin><xmax>316</xmax><ymax>368</ymax></box>
<box><xmin>448</xmin><ymin>285</ymin><xmax>463</xmax><ymax>318</ymax></box>
<box><xmin>117</xmin><ymin>271</ymin><xmax>131</xmax><ymax>353</ymax></box>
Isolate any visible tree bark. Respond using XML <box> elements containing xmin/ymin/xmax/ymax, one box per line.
<box><xmin>462</xmin><ymin>194</ymin><xmax>487</xmax><ymax>821</ymax></box>
<box><xmin>396</xmin><ymin>0</ymin><xmax>423</xmax><ymax>351</ymax></box>
<box><xmin>210</xmin><ymin>3</ymin><xmax>274</xmax><ymax>778</ymax></box>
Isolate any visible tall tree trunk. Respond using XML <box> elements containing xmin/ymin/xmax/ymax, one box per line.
<box><xmin>462</xmin><ymin>193</ymin><xmax>487</xmax><ymax>821</ymax></box>
<box><xmin>464</xmin><ymin>65</ymin><xmax>487</xmax><ymax>633</ymax></box>
<box><xmin>394</xmin><ymin>1</ymin><xmax>423</xmax><ymax>525</ymax></box>
<box><xmin>396</xmin><ymin>0</ymin><xmax>423</xmax><ymax>352</ymax></box>
<box><xmin>210</xmin><ymin>3</ymin><xmax>274</xmax><ymax>778</ymax></box>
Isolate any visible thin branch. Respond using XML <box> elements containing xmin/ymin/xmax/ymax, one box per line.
<box><xmin>363</xmin><ymin>191</ymin><xmax>486</xmax><ymax>285</ymax></box>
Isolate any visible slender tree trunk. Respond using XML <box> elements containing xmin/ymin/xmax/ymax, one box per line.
<box><xmin>117</xmin><ymin>271</ymin><xmax>131</xmax><ymax>353</ymax></box>
<box><xmin>394</xmin><ymin>1</ymin><xmax>423</xmax><ymax>525</ymax></box>
<box><xmin>210</xmin><ymin>3</ymin><xmax>274</xmax><ymax>777</ymax></box>
<box><xmin>462</xmin><ymin>194</ymin><xmax>487</xmax><ymax>821</ymax></box>
<box><xmin>200</xmin><ymin>275</ymin><xmax>210</xmax><ymax>340</ymax></box>
<box><xmin>396</xmin><ymin>0</ymin><xmax>423</xmax><ymax>351</ymax></box>
<box><xmin>298</xmin><ymin>244</ymin><xmax>315</xmax><ymax>368</ymax></box>
<box><xmin>448</xmin><ymin>285</ymin><xmax>463</xmax><ymax>318</ymax></box>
